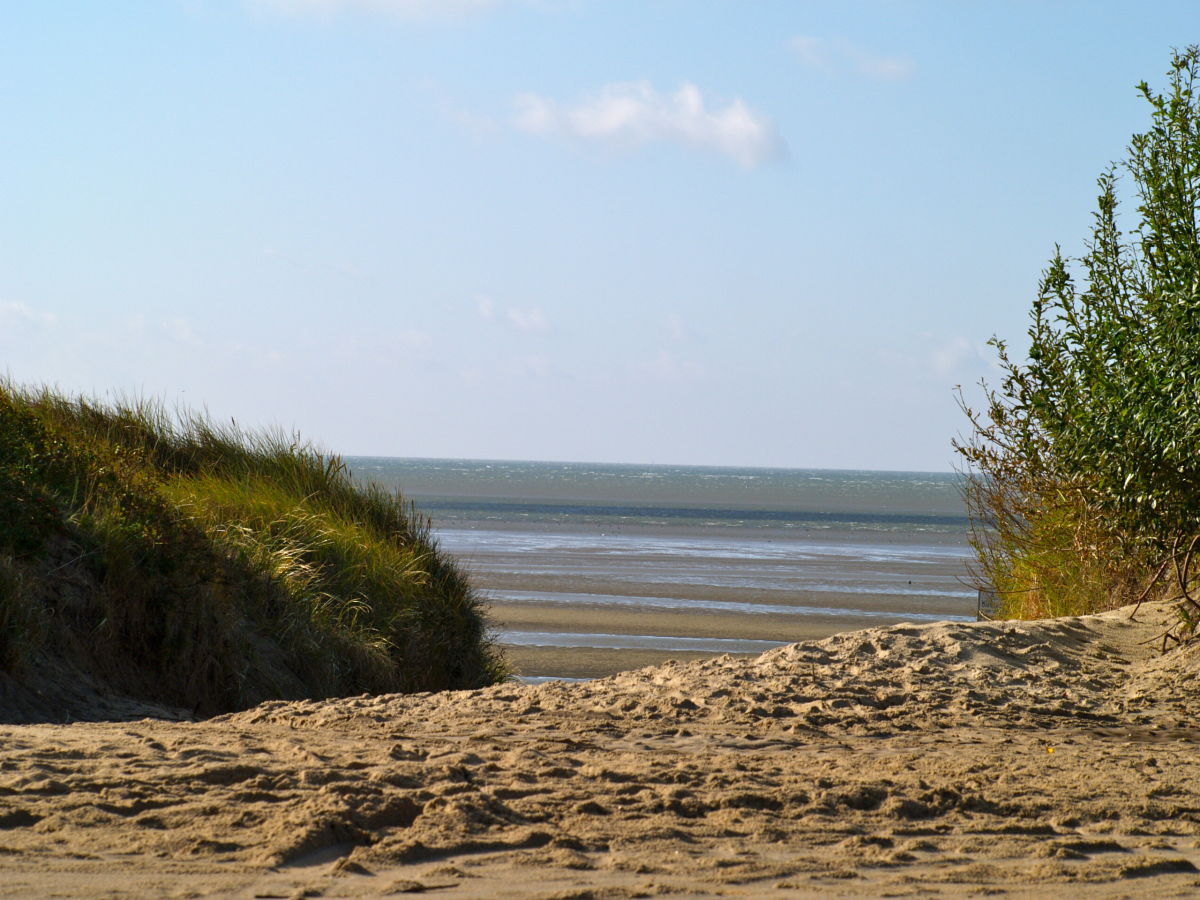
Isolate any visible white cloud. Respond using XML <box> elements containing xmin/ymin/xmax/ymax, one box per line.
<box><xmin>262</xmin><ymin>247</ymin><xmax>365</xmax><ymax>281</ymax></box>
<box><xmin>631</xmin><ymin>349</ymin><xmax>703</xmax><ymax>383</ymax></box>
<box><xmin>0</xmin><ymin>302</ymin><xmax>57</xmax><ymax>330</ymax></box>
<box><xmin>930</xmin><ymin>336</ymin><xmax>991</xmax><ymax>376</ymax></box>
<box><xmin>513</xmin><ymin>81</ymin><xmax>787</xmax><ymax>169</ymax></box>
<box><xmin>162</xmin><ymin>317</ymin><xmax>202</xmax><ymax>347</ymax></box>
<box><xmin>252</xmin><ymin>0</ymin><xmax>500</xmax><ymax>19</ymax></box>
<box><xmin>521</xmin><ymin>355</ymin><xmax>551</xmax><ymax>378</ymax></box>
<box><xmin>506</xmin><ymin>306</ymin><xmax>550</xmax><ymax>333</ymax></box>
<box><xmin>790</xmin><ymin>35</ymin><xmax>916</xmax><ymax>81</ymax></box>
<box><xmin>394</xmin><ymin>328</ymin><xmax>434</xmax><ymax>350</ymax></box>
<box><xmin>443</xmin><ymin>104</ymin><xmax>501</xmax><ymax>138</ymax></box>
<box><xmin>477</xmin><ymin>296</ymin><xmax>551</xmax><ymax>333</ymax></box>
<box><xmin>665</xmin><ymin>313</ymin><xmax>689</xmax><ymax>343</ymax></box>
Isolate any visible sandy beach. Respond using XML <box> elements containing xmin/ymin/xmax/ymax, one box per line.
<box><xmin>3</xmin><ymin>601</ymin><xmax>1200</xmax><ymax>898</ymax></box>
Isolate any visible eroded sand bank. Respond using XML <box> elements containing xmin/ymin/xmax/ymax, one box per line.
<box><xmin>3</xmin><ymin>602</ymin><xmax>1200</xmax><ymax>898</ymax></box>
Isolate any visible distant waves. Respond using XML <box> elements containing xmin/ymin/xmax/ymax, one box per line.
<box><xmin>417</xmin><ymin>498</ymin><xmax>971</xmax><ymax>530</ymax></box>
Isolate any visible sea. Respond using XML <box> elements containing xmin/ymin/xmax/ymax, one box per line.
<box><xmin>347</xmin><ymin>458</ymin><xmax>978</xmax><ymax>681</ymax></box>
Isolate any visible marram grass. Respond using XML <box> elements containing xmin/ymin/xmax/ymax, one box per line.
<box><xmin>0</xmin><ymin>382</ymin><xmax>507</xmax><ymax>715</ymax></box>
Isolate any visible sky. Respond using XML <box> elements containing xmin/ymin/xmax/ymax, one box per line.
<box><xmin>1</xmin><ymin>2</ymin><xmax>1196</xmax><ymax>471</ymax></box>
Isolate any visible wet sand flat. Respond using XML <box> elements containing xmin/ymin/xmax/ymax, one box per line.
<box><xmin>494</xmin><ymin>601</ymin><xmax>878</xmax><ymax>678</ymax></box>
<box><xmin>493</xmin><ymin>602</ymin><xmax>869</xmax><ymax>643</ymax></box>
<box><xmin>464</xmin><ymin>527</ymin><xmax>977</xmax><ymax>679</ymax></box>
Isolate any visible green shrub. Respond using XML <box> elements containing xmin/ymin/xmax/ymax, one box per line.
<box><xmin>957</xmin><ymin>47</ymin><xmax>1200</xmax><ymax>617</ymax></box>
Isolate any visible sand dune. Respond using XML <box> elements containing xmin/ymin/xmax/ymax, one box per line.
<box><xmin>3</xmin><ymin>602</ymin><xmax>1200</xmax><ymax>897</ymax></box>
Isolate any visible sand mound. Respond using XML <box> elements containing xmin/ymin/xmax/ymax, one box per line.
<box><xmin>3</xmin><ymin>602</ymin><xmax>1200</xmax><ymax>898</ymax></box>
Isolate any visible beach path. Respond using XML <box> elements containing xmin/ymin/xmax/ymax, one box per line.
<box><xmin>3</xmin><ymin>602</ymin><xmax>1200</xmax><ymax>897</ymax></box>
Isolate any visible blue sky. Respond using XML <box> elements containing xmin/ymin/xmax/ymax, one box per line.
<box><xmin>1</xmin><ymin>2</ymin><xmax>1194</xmax><ymax>470</ymax></box>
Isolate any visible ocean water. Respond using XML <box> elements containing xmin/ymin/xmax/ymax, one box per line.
<box><xmin>347</xmin><ymin>458</ymin><xmax>978</xmax><ymax>676</ymax></box>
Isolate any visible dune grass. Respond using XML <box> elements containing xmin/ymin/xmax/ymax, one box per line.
<box><xmin>0</xmin><ymin>382</ymin><xmax>507</xmax><ymax>715</ymax></box>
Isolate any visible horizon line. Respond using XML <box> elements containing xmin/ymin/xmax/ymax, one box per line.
<box><xmin>342</xmin><ymin>453</ymin><xmax>960</xmax><ymax>477</ymax></box>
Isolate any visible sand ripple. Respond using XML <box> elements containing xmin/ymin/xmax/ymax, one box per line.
<box><xmin>3</xmin><ymin>602</ymin><xmax>1200</xmax><ymax>897</ymax></box>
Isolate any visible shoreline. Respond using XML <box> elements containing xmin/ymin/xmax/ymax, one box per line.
<box><xmin>492</xmin><ymin>601</ymin><xmax>916</xmax><ymax>678</ymax></box>
<box><xmin>460</xmin><ymin>523</ymin><xmax>977</xmax><ymax>680</ymax></box>
<box><xmin>486</xmin><ymin>575</ymin><xmax>976</xmax><ymax>678</ymax></box>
